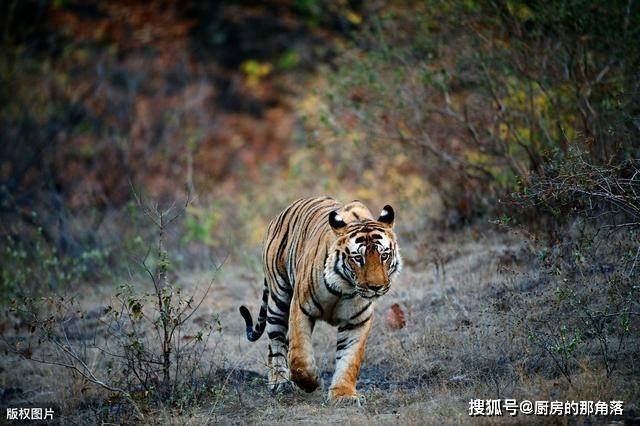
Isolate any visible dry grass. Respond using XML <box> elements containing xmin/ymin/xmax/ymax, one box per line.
<box><xmin>1</xmin><ymin>226</ymin><xmax>638</xmax><ymax>424</ymax></box>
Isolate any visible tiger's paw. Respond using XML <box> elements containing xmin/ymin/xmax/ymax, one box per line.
<box><xmin>269</xmin><ymin>380</ymin><xmax>294</xmax><ymax>395</ymax></box>
<box><xmin>290</xmin><ymin>367</ymin><xmax>321</xmax><ymax>393</ymax></box>
<box><xmin>328</xmin><ymin>387</ymin><xmax>365</xmax><ymax>407</ymax></box>
<box><xmin>268</xmin><ymin>367</ymin><xmax>292</xmax><ymax>394</ymax></box>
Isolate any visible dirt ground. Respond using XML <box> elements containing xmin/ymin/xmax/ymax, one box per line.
<box><xmin>2</xmin><ymin>225</ymin><xmax>638</xmax><ymax>424</ymax></box>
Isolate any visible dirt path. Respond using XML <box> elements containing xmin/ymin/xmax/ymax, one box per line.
<box><xmin>164</xmin><ymin>229</ymin><xmax>527</xmax><ymax>424</ymax></box>
<box><xmin>1</xmin><ymin>228</ymin><xmax>534</xmax><ymax>424</ymax></box>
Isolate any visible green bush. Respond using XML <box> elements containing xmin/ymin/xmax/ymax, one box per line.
<box><xmin>321</xmin><ymin>0</ymin><xmax>640</xmax><ymax>223</ymax></box>
<box><xmin>511</xmin><ymin>226</ymin><xmax>639</xmax><ymax>382</ymax></box>
<box><xmin>1</xmin><ymin>229</ymin><xmax>110</xmax><ymax>306</ymax></box>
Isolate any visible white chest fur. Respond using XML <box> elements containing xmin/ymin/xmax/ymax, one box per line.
<box><xmin>332</xmin><ymin>296</ymin><xmax>375</xmax><ymax>324</ymax></box>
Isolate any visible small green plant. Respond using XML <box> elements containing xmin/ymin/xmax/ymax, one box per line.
<box><xmin>3</xmin><ymin>195</ymin><xmax>225</xmax><ymax>419</ymax></box>
<box><xmin>511</xmin><ymin>224</ymin><xmax>639</xmax><ymax>384</ymax></box>
<box><xmin>182</xmin><ymin>206</ymin><xmax>221</xmax><ymax>248</ymax></box>
<box><xmin>1</xmin><ymin>229</ymin><xmax>111</xmax><ymax>306</ymax></box>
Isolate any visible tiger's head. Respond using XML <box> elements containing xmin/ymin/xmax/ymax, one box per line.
<box><xmin>326</xmin><ymin>203</ymin><xmax>402</xmax><ymax>299</ymax></box>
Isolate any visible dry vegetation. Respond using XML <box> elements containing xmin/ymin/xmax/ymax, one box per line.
<box><xmin>3</xmin><ymin>223</ymin><xmax>637</xmax><ymax>424</ymax></box>
<box><xmin>1</xmin><ymin>0</ymin><xmax>639</xmax><ymax>424</ymax></box>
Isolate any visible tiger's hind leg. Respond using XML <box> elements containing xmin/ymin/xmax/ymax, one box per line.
<box><xmin>266</xmin><ymin>276</ymin><xmax>292</xmax><ymax>393</ymax></box>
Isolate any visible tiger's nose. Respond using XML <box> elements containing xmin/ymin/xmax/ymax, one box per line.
<box><xmin>368</xmin><ymin>285</ymin><xmax>384</xmax><ymax>291</ymax></box>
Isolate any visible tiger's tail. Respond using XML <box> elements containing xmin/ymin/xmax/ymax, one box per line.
<box><xmin>239</xmin><ymin>278</ymin><xmax>269</xmax><ymax>342</ymax></box>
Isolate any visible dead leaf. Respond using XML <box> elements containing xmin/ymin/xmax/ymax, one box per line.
<box><xmin>387</xmin><ymin>303</ymin><xmax>406</xmax><ymax>329</ymax></box>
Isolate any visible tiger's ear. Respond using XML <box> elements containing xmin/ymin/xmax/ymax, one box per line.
<box><xmin>377</xmin><ymin>204</ymin><xmax>395</xmax><ymax>227</ymax></box>
<box><xmin>329</xmin><ymin>210</ymin><xmax>348</xmax><ymax>235</ymax></box>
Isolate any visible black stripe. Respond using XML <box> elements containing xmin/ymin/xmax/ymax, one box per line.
<box><xmin>324</xmin><ymin>278</ymin><xmax>342</xmax><ymax>296</ymax></box>
<box><xmin>257</xmin><ymin>304</ymin><xmax>268</xmax><ymax>320</ymax></box>
<box><xmin>333</xmin><ymin>252</ymin><xmax>352</xmax><ymax>284</ymax></box>
<box><xmin>271</xmin><ymin>202</ymin><xmax>296</xmax><ymax>235</ymax></box>
<box><xmin>338</xmin><ymin>315</ymin><xmax>372</xmax><ymax>333</ymax></box>
<box><xmin>348</xmin><ymin>225</ymin><xmax>386</xmax><ymax>236</ymax></box>
<box><xmin>312</xmin><ymin>233</ymin><xmax>326</xmax><ymax>264</ymax></box>
<box><xmin>349</xmin><ymin>302</ymin><xmax>371</xmax><ymax>320</ymax></box>
<box><xmin>276</xmin><ymin>198</ymin><xmax>318</xmax><ymax>284</ymax></box>
<box><xmin>275</xmin><ymin>277</ymin><xmax>293</xmax><ymax>297</ymax></box>
<box><xmin>360</xmin><ymin>292</ymin><xmax>378</xmax><ymax>299</ymax></box>
<box><xmin>268</xmin><ymin>307</ymin><xmax>287</xmax><ymax>319</ymax></box>
<box><xmin>299</xmin><ymin>303</ymin><xmax>314</xmax><ymax>318</ymax></box>
<box><xmin>267</xmin><ymin>204</ymin><xmax>295</xmax><ymax>281</ymax></box>
<box><xmin>309</xmin><ymin>287</ymin><xmax>324</xmax><ymax>315</ymax></box>
<box><xmin>336</xmin><ymin>333</ymin><xmax>356</xmax><ymax>352</ymax></box>
<box><xmin>342</xmin><ymin>263</ymin><xmax>354</xmax><ymax>282</ymax></box>
<box><xmin>274</xmin><ymin>231</ymin><xmax>290</xmax><ymax>285</ymax></box>
<box><xmin>268</xmin><ymin>331</ymin><xmax>288</xmax><ymax>344</ymax></box>
<box><xmin>336</xmin><ymin>338</ymin><xmax>356</xmax><ymax>352</ymax></box>
<box><xmin>271</xmin><ymin>293</ymin><xmax>290</xmax><ymax>314</ymax></box>
<box><xmin>267</xmin><ymin>316</ymin><xmax>288</xmax><ymax>326</ymax></box>
<box><xmin>286</xmin><ymin>198</ymin><xmax>320</xmax><ymax>243</ymax></box>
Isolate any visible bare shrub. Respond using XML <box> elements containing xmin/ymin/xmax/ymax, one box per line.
<box><xmin>318</xmin><ymin>1</ymin><xmax>640</xmax><ymax>223</ymax></box>
<box><xmin>503</xmin><ymin>224</ymin><xmax>639</xmax><ymax>385</ymax></box>
<box><xmin>514</xmin><ymin>153</ymin><xmax>640</xmax><ymax>229</ymax></box>
<box><xmin>2</xmin><ymin>195</ymin><xmax>223</xmax><ymax>419</ymax></box>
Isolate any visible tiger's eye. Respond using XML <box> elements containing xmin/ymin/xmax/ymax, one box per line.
<box><xmin>353</xmin><ymin>255</ymin><xmax>363</xmax><ymax>263</ymax></box>
<box><xmin>381</xmin><ymin>252</ymin><xmax>389</xmax><ymax>261</ymax></box>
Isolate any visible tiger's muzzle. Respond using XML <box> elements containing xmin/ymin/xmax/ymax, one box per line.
<box><xmin>355</xmin><ymin>283</ymin><xmax>390</xmax><ymax>299</ymax></box>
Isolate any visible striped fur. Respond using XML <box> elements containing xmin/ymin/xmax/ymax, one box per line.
<box><xmin>239</xmin><ymin>196</ymin><xmax>402</xmax><ymax>403</ymax></box>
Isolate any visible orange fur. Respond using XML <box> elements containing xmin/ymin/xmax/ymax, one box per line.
<box><xmin>239</xmin><ymin>197</ymin><xmax>402</xmax><ymax>402</ymax></box>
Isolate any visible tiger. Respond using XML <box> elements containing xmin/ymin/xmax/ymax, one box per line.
<box><xmin>239</xmin><ymin>196</ymin><xmax>402</xmax><ymax>404</ymax></box>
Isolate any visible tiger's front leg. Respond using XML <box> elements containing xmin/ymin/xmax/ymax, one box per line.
<box><xmin>288</xmin><ymin>300</ymin><xmax>321</xmax><ymax>393</ymax></box>
<box><xmin>329</xmin><ymin>314</ymin><xmax>373</xmax><ymax>405</ymax></box>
